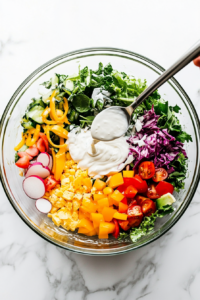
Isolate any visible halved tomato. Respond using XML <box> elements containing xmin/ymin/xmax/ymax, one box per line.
<box><xmin>118</xmin><ymin>220</ymin><xmax>131</xmax><ymax>231</ymax></box>
<box><xmin>127</xmin><ymin>204</ymin><xmax>143</xmax><ymax>218</ymax></box>
<box><xmin>135</xmin><ymin>195</ymin><xmax>150</xmax><ymax>206</ymax></box>
<box><xmin>193</xmin><ymin>57</ymin><xmax>200</xmax><ymax>67</ymax></box>
<box><xmin>146</xmin><ymin>184</ymin><xmax>160</xmax><ymax>199</ymax></box>
<box><xmin>44</xmin><ymin>175</ymin><xmax>58</xmax><ymax>191</ymax></box>
<box><xmin>139</xmin><ymin>161</ymin><xmax>155</xmax><ymax>180</ymax></box>
<box><xmin>152</xmin><ymin>168</ymin><xmax>168</xmax><ymax>182</ymax></box>
<box><xmin>36</xmin><ymin>138</ymin><xmax>46</xmax><ymax>153</ymax></box>
<box><xmin>141</xmin><ymin>199</ymin><xmax>156</xmax><ymax>216</ymax></box>
<box><xmin>129</xmin><ymin>215</ymin><xmax>143</xmax><ymax>228</ymax></box>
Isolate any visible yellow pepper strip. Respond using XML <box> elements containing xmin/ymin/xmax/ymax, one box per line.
<box><xmin>26</xmin><ymin>125</ymin><xmax>41</xmax><ymax>147</ymax></box>
<box><xmin>50</xmin><ymin>92</ymin><xmax>70</xmax><ymax>123</ymax></box>
<box><xmin>51</xmin><ymin>149</ymin><xmax>56</xmax><ymax>174</ymax></box>
<box><xmin>14</xmin><ymin>134</ymin><xmax>26</xmax><ymax>151</ymax></box>
<box><xmin>45</xmin><ymin>125</ymin><xmax>66</xmax><ymax>148</ymax></box>
<box><xmin>42</xmin><ymin>107</ymin><xmax>57</xmax><ymax>125</ymax></box>
<box><xmin>48</xmin><ymin>125</ymin><xmax>68</xmax><ymax>139</ymax></box>
<box><xmin>54</xmin><ymin>138</ymin><xmax>66</xmax><ymax>181</ymax></box>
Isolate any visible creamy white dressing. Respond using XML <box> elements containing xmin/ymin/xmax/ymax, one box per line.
<box><xmin>67</xmin><ymin>130</ymin><xmax>130</xmax><ymax>178</ymax></box>
<box><xmin>91</xmin><ymin>107</ymin><xmax>129</xmax><ymax>141</ymax></box>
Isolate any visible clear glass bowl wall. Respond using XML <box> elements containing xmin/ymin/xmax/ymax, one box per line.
<box><xmin>0</xmin><ymin>48</ymin><xmax>200</xmax><ymax>255</ymax></box>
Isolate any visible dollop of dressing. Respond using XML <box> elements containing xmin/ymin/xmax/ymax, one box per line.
<box><xmin>67</xmin><ymin>130</ymin><xmax>130</xmax><ymax>178</ymax></box>
<box><xmin>91</xmin><ymin>107</ymin><xmax>129</xmax><ymax>141</ymax></box>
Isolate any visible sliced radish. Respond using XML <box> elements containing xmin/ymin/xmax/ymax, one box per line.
<box><xmin>26</xmin><ymin>147</ymin><xmax>39</xmax><ymax>157</ymax></box>
<box><xmin>35</xmin><ymin>198</ymin><xmax>52</xmax><ymax>213</ymax></box>
<box><xmin>25</xmin><ymin>162</ymin><xmax>50</xmax><ymax>179</ymax></box>
<box><xmin>23</xmin><ymin>176</ymin><xmax>45</xmax><ymax>199</ymax></box>
<box><xmin>36</xmin><ymin>152</ymin><xmax>50</xmax><ymax>167</ymax></box>
<box><xmin>48</xmin><ymin>155</ymin><xmax>53</xmax><ymax>170</ymax></box>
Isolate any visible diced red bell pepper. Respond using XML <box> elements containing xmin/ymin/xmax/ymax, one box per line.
<box><xmin>117</xmin><ymin>184</ymin><xmax>126</xmax><ymax>193</ymax></box>
<box><xmin>118</xmin><ymin>220</ymin><xmax>131</xmax><ymax>231</ymax></box>
<box><xmin>141</xmin><ymin>199</ymin><xmax>156</xmax><ymax>217</ymax></box>
<box><xmin>124</xmin><ymin>185</ymin><xmax>137</xmax><ymax>198</ymax></box>
<box><xmin>155</xmin><ymin>181</ymin><xmax>174</xmax><ymax>197</ymax></box>
<box><xmin>121</xmin><ymin>197</ymin><xmax>128</xmax><ymax>205</ymax></box>
<box><xmin>130</xmin><ymin>175</ymin><xmax>148</xmax><ymax>194</ymax></box>
<box><xmin>112</xmin><ymin>219</ymin><xmax>120</xmax><ymax>238</ymax></box>
<box><xmin>15</xmin><ymin>156</ymin><xmax>30</xmax><ymax>169</ymax></box>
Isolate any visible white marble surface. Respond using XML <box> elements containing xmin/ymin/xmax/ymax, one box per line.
<box><xmin>0</xmin><ymin>0</ymin><xmax>200</xmax><ymax>299</ymax></box>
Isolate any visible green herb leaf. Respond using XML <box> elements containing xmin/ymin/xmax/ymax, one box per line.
<box><xmin>72</xmin><ymin>94</ymin><xmax>91</xmax><ymax>113</ymax></box>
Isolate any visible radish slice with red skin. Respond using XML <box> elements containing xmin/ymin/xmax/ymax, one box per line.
<box><xmin>36</xmin><ymin>152</ymin><xmax>50</xmax><ymax>167</ymax></box>
<box><xmin>25</xmin><ymin>162</ymin><xmax>50</xmax><ymax>178</ymax></box>
<box><xmin>48</xmin><ymin>155</ymin><xmax>53</xmax><ymax>170</ymax></box>
<box><xmin>35</xmin><ymin>198</ymin><xmax>52</xmax><ymax>213</ymax></box>
<box><xmin>23</xmin><ymin>176</ymin><xmax>45</xmax><ymax>199</ymax></box>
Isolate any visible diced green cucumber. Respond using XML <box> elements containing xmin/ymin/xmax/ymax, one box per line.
<box><xmin>17</xmin><ymin>144</ymin><xmax>28</xmax><ymax>152</ymax></box>
<box><xmin>29</xmin><ymin>99</ymin><xmax>45</xmax><ymax>109</ymax></box>
<box><xmin>51</xmin><ymin>74</ymin><xmax>59</xmax><ymax>87</ymax></box>
<box><xmin>26</xmin><ymin>106</ymin><xmax>44</xmax><ymax>124</ymax></box>
<box><xmin>21</xmin><ymin>120</ymin><xmax>36</xmax><ymax>130</ymax></box>
<box><xmin>64</xmin><ymin>79</ymin><xmax>74</xmax><ymax>91</ymax></box>
<box><xmin>156</xmin><ymin>193</ymin><xmax>176</xmax><ymax>210</ymax></box>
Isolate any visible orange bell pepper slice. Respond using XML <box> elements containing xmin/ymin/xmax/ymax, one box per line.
<box><xmin>25</xmin><ymin>125</ymin><xmax>41</xmax><ymax>147</ymax></box>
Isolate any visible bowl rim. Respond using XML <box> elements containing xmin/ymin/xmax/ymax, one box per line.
<box><xmin>1</xmin><ymin>47</ymin><xmax>200</xmax><ymax>255</ymax></box>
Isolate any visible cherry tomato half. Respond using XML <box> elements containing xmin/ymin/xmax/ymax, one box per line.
<box><xmin>124</xmin><ymin>185</ymin><xmax>138</xmax><ymax>198</ymax></box>
<box><xmin>141</xmin><ymin>200</ymin><xmax>156</xmax><ymax>217</ymax></box>
<box><xmin>147</xmin><ymin>184</ymin><xmax>160</xmax><ymax>199</ymax></box>
<box><xmin>129</xmin><ymin>215</ymin><xmax>143</xmax><ymax>228</ymax></box>
<box><xmin>130</xmin><ymin>175</ymin><xmax>148</xmax><ymax>193</ymax></box>
<box><xmin>118</xmin><ymin>220</ymin><xmax>131</xmax><ymax>231</ymax></box>
<box><xmin>135</xmin><ymin>195</ymin><xmax>150</xmax><ymax>206</ymax></box>
<box><xmin>127</xmin><ymin>204</ymin><xmax>143</xmax><ymax>218</ymax></box>
<box><xmin>139</xmin><ymin>161</ymin><xmax>155</xmax><ymax>180</ymax></box>
<box><xmin>112</xmin><ymin>219</ymin><xmax>120</xmax><ymax>238</ymax></box>
<box><xmin>152</xmin><ymin>168</ymin><xmax>168</xmax><ymax>182</ymax></box>
<box><xmin>44</xmin><ymin>175</ymin><xmax>58</xmax><ymax>192</ymax></box>
<box><xmin>156</xmin><ymin>181</ymin><xmax>174</xmax><ymax>197</ymax></box>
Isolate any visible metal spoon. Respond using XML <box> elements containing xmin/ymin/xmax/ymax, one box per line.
<box><xmin>91</xmin><ymin>40</ymin><xmax>200</xmax><ymax>142</ymax></box>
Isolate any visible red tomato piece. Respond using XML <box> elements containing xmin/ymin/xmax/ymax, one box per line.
<box><xmin>141</xmin><ymin>200</ymin><xmax>156</xmax><ymax>217</ymax></box>
<box><xmin>15</xmin><ymin>156</ymin><xmax>30</xmax><ymax>169</ymax></box>
<box><xmin>152</xmin><ymin>168</ymin><xmax>168</xmax><ymax>182</ymax></box>
<box><xmin>121</xmin><ymin>197</ymin><xmax>128</xmax><ymax>205</ymax></box>
<box><xmin>18</xmin><ymin>152</ymin><xmax>33</xmax><ymax>161</ymax></box>
<box><xmin>193</xmin><ymin>57</ymin><xmax>200</xmax><ymax>67</ymax></box>
<box><xmin>118</xmin><ymin>220</ymin><xmax>131</xmax><ymax>231</ymax></box>
<box><xmin>139</xmin><ymin>161</ymin><xmax>155</xmax><ymax>179</ymax></box>
<box><xmin>124</xmin><ymin>185</ymin><xmax>137</xmax><ymax>198</ymax></box>
<box><xmin>127</xmin><ymin>204</ymin><xmax>143</xmax><ymax>219</ymax></box>
<box><xmin>147</xmin><ymin>184</ymin><xmax>160</xmax><ymax>199</ymax></box>
<box><xmin>112</xmin><ymin>219</ymin><xmax>120</xmax><ymax>238</ymax></box>
<box><xmin>131</xmin><ymin>175</ymin><xmax>148</xmax><ymax>193</ymax></box>
<box><xmin>44</xmin><ymin>175</ymin><xmax>58</xmax><ymax>191</ymax></box>
<box><xmin>156</xmin><ymin>181</ymin><xmax>174</xmax><ymax>197</ymax></box>
<box><xmin>135</xmin><ymin>195</ymin><xmax>150</xmax><ymax>206</ymax></box>
<box><xmin>39</xmin><ymin>133</ymin><xmax>49</xmax><ymax>152</ymax></box>
<box><xmin>123</xmin><ymin>178</ymin><xmax>134</xmax><ymax>187</ymax></box>
<box><xmin>128</xmin><ymin>199</ymin><xmax>137</xmax><ymax>207</ymax></box>
<box><xmin>129</xmin><ymin>215</ymin><xmax>143</xmax><ymax>228</ymax></box>
<box><xmin>25</xmin><ymin>146</ymin><xmax>39</xmax><ymax>157</ymax></box>
<box><xmin>36</xmin><ymin>138</ymin><xmax>46</xmax><ymax>152</ymax></box>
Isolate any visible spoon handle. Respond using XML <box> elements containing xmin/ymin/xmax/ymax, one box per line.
<box><xmin>129</xmin><ymin>40</ymin><xmax>200</xmax><ymax>113</ymax></box>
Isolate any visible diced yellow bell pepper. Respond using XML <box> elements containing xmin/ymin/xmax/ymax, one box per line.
<box><xmin>99</xmin><ymin>222</ymin><xmax>115</xmax><ymax>235</ymax></box>
<box><xmin>93</xmin><ymin>179</ymin><xmax>107</xmax><ymax>191</ymax></box>
<box><xmin>123</xmin><ymin>170</ymin><xmax>134</xmax><ymax>178</ymax></box>
<box><xmin>78</xmin><ymin>218</ymin><xmax>94</xmax><ymax>232</ymax></box>
<box><xmin>93</xmin><ymin>194</ymin><xmax>105</xmax><ymax>201</ymax></box>
<box><xmin>110</xmin><ymin>190</ymin><xmax>124</xmax><ymax>202</ymax></box>
<box><xmin>97</xmin><ymin>198</ymin><xmax>109</xmax><ymax>208</ymax></box>
<box><xmin>82</xmin><ymin>178</ymin><xmax>92</xmax><ymax>192</ymax></box>
<box><xmin>103</xmin><ymin>187</ymin><xmax>113</xmax><ymax>195</ymax></box>
<box><xmin>113</xmin><ymin>212</ymin><xmax>128</xmax><ymax>220</ymax></box>
<box><xmin>102</xmin><ymin>207</ymin><xmax>117</xmax><ymax>222</ymax></box>
<box><xmin>81</xmin><ymin>202</ymin><xmax>97</xmax><ymax>214</ymax></box>
<box><xmin>78</xmin><ymin>227</ymin><xmax>90</xmax><ymax>234</ymax></box>
<box><xmin>109</xmin><ymin>173</ymin><xmax>124</xmax><ymax>189</ymax></box>
<box><xmin>78</xmin><ymin>208</ymin><xmax>90</xmax><ymax>220</ymax></box>
<box><xmin>91</xmin><ymin>213</ymin><xmax>104</xmax><ymax>228</ymax></box>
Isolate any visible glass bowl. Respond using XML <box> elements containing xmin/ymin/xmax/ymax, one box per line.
<box><xmin>0</xmin><ymin>48</ymin><xmax>200</xmax><ymax>256</ymax></box>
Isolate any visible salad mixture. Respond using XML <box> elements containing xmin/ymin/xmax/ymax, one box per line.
<box><xmin>14</xmin><ymin>63</ymin><xmax>192</xmax><ymax>242</ymax></box>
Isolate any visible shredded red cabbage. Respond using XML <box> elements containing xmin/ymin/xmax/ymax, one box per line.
<box><xmin>127</xmin><ymin>106</ymin><xmax>187</xmax><ymax>172</ymax></box>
